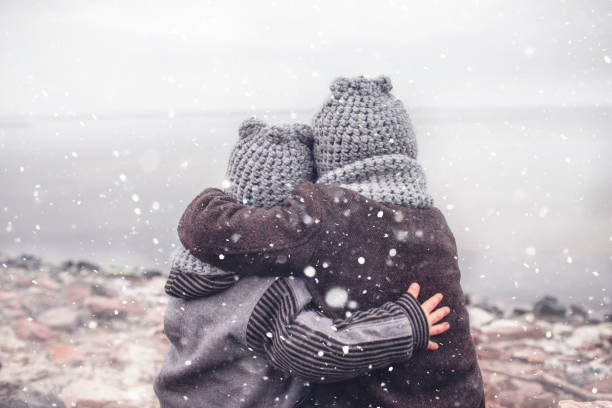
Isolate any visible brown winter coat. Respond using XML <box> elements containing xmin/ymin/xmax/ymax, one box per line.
<box><xmin>178</xmin><ymin>182</ymin><xmax>485</xmax><ymax>408</ymax></box>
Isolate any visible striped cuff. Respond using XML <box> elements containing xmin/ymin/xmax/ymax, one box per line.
<box><xmin>164</xmin><ymin>266</ymin><xmax>237</xmax><ymax>299</ymax></box>
<box><xmin>164</xmin><ymin>267</ymin><xmax>179</xmax><ymax>296</ymax></box>
<box><xmin>246</xmin><ymin>279</ymin><xmax>291</xmax><ymax>354</ymax></box>
<box><xmin>395</xmin><ymin>293</ymin><xmax>429</xmax><ymax>351</ymax></box>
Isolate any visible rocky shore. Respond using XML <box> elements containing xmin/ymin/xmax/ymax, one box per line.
<box><xmin>0</xmin><ymin>254</ymin><xmax>611</xmax><ymax>408</ymax></box>
<box><xmin>468</xmin><ymin>295</ymin><xmax>612</xmax><ymax>407</ymax></box>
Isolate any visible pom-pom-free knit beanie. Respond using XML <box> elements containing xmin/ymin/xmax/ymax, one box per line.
<box><xmin>312</xmin><ymin>76</ymin><xmax>433</xmax><ymax>208</ymax></box>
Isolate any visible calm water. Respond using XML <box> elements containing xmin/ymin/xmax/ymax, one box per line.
<box><xmin>1</xmin><ymin>107</ymin><xmax>611</xmax><ymax>311</ymax></box>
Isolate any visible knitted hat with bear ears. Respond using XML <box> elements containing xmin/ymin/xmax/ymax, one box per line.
<box><xmin>165</xmin><ymin>118</ymin><xmax>315</xmax><ymax>300</ymax></box>
<box><xmin>312</xmin><ymin>76</ymin><xmax>433</xmax><ymax>208</ymax></box>
<box><xmin>225</xmin><ymin>118</ymin><xmax>315</xmax><ymax>209</ymax></box>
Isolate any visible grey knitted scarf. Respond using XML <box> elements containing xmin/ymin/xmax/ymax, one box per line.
<box><xmin>316</xmin><ymin>153</ymin><xmax>433</xmax><ymax>208</ymax></box>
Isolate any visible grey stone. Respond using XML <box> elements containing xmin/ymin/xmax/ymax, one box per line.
<box><xmin>37</xmin><ymin>307</ymin><xmax>80</xmax><ymax>331</ymax></box>
<box><xmin>468</xmin><ymin>306</ymin><xmax>496</xmax><ymax>329</ymax></box>
<box><xmin>534</xmin><ymin>295</ymin><xmax>566</xmax><ymax>319</ymax></box>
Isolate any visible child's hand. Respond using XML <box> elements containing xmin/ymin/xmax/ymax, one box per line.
<box><xmin>407</xmin><ymin>282</ymin><xmax>451</xmax><ymax>351</ymax></box>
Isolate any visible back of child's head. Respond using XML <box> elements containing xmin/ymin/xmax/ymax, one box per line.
<box><xmin>225</xmin><ymin>118</ymin><xmax>315</xmax><ymax>208</ymax></box>
<box><xmin>312</xmin><ymin>75</ymin><xmax>417</xmax><ymax>175</ymax></box>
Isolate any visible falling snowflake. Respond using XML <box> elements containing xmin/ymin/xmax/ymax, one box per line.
<box><xmin>325</xmin><ymin>287</ymin><xmax>348</xmax><ymax>308</ymax></box>
<box><xmin>304</xmin><ymin>266</ymin><xmax>316</xmax><ymax>278</ymax></box>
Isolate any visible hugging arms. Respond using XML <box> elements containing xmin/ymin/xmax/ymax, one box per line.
<box><xmin>155</xmin><ymin>76</ymin><xmax>484</xmax><ymax>408</ymax></box>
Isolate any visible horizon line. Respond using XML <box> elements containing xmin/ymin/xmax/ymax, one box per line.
<box><xmin>1</xmin><ymin>104</ymin><xmax>611</xmax><ymax>124</ymax></box>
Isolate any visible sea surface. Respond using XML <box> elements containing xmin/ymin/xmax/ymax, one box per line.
<box><xmin>1</xmin><ymin>107</ymin><xmax>611</xmax><ymax>311</ymax></box>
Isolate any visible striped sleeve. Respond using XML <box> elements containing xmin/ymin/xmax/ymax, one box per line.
<box><xmin>164</xmin><ymin>248</ymin><xmax>238</xmax><ymax>299</ymax></box>
<box><xmin>395</xmin><ymin>292</ymin><xmax>430</xmax><ymax>350</ymax></box>
<box><xmin>245</xmin><ymin>278</ymin><xmax>429</xmax><ymax>383</ymax></box>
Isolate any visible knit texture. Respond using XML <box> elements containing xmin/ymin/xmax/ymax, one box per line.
<box><xmin>170</xmin><ymin>118</ymin><xmax>315</xmax><ymax>290</ymax></box>
<box><xmin>225</xmin><ymin>118</ymin><xmax>315</xmax><ymax>209</ymax></box>
<box><xmin>313</xmin><ymin>75</ymin><xmax>433</xmax><ymax>208</ymax></box>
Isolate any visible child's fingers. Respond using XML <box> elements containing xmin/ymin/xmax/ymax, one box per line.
<box><xmin>427</xmin><ymin>341</ymin><xmax>439</xmax><ymax>350</ymax></box>
<box><xmin>429</xmin><ymin>322</ymin><xmax>450</xmax><ymax>336</ymax></box>
<box><xmin>421</xmin><ymin>293</ymin><xmax>443</xmax><ymax>313</ymax></box>
<box><xmin>406</xmin><ymin>282</ymin><xmax>420</xmax><ymax>299</ymax></box>
<box><xmin>428</xmin><ymin>306</ymin><xmax>451</xmax><ymax>325</ymax></box>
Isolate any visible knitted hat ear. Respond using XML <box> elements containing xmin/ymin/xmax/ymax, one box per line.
<box><xmin>238</xmin><ymin>118</ymin><xmax>266</xmax><ymax>139</ymax></box>
<box><xmin>374</xmin><ymin>75</ymin><xmax>393</xmax><ymax>93</ymax></box>
<box><xmin>329</xmin><ymin>77</ymin><xmax>351</xmax><ymax>98</ymax></box>
<box><xmin>329</xmin><ymin>76</ymin><xmax>393</xmax><ymax>98</ymax></box>
<box><xmin>291</xmin><ymin>123</ymin><xmax>314</xmax><ymax>147</ymax></box>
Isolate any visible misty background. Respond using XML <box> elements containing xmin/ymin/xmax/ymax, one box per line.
<box><xmin>1</xmin><ymin>0</ymin><xmax>611</xmax><ymax>312</ymax></box>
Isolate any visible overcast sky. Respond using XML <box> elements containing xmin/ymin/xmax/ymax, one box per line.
<box><xmin>1</xmin><ymin>0</ymin><xmax>611</xmax><ymax>117</ymax></box>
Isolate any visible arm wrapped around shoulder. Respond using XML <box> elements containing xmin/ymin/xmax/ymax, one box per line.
<box><xmin>177</xmin><ymin>184</ymin><xmax>321</xmax><ymax>277</ymax></box>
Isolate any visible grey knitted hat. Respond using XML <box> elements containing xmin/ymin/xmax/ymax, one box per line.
<box><xmin>169</xmin><ymin>118</ymin><xmax>315</xmax><ymax>297</ymax></box>
<box><xmin>312</xmin><ymin>75</ymin><xmax>433</xmax><ymax>208</ymax></box>
<box><xmin>224</xmin><ymin>118</ymin><xmax>315</xmax><ymax>209</ymax></box>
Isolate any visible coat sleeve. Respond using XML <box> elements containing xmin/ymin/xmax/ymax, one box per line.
<box><xmin>177</xmin><ymin>184</ymin><xmax>322</xmax><ymax>277</ymax></box>
<box><xmin>246</xmin><ymin>278</ymin><xmax>430</xmax><ymax>383</ymax></box>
